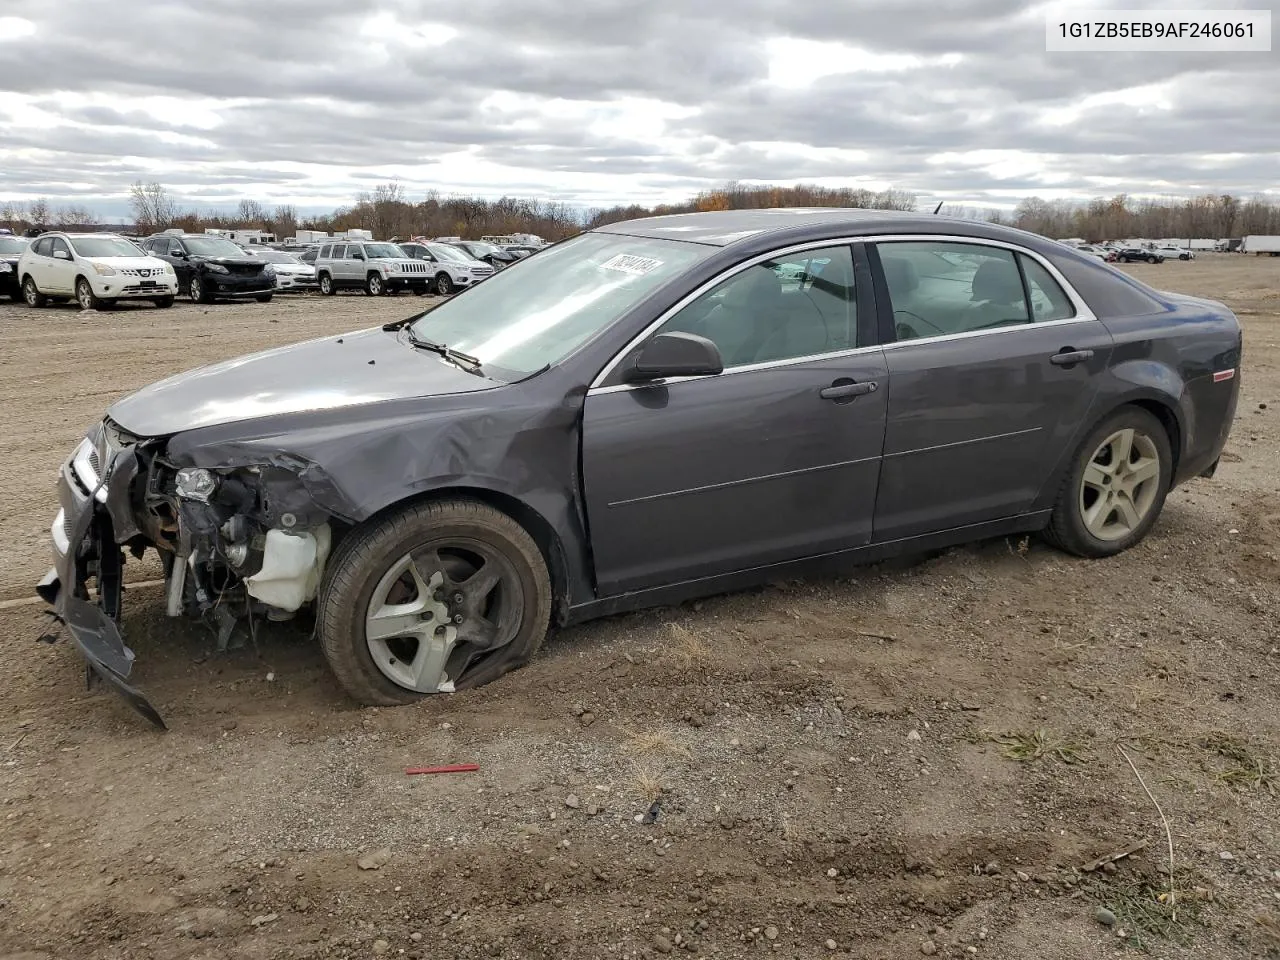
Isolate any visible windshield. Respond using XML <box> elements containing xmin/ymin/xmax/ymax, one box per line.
<box><xmin>426</xmin><ymin>242</ymin><xmax>474</xmax><ymax>263</ymax></box>
<box><xmin>363</xmin><ymin>243</ymin><xmax>405</xmax><ymax>259</ymax></box>
<box><xmin>69</xmin><ymin>236</ymin><xmax>144</xmax><ymax>258</ymax></box>
<box><xmin>254</xmin><ymin>250</ymin><xmax>300</xmax><ymax>264</ymax></box>
<box><xmin>407</xmin><ymin>232</ymin><xmax>715</xmax><ymax>380</ymax></box>
<box><xmin>0</xmin><ymin>237</ymin><xmax>28</xmax><ymax>255</ymax></box>
<box><xmin>184</xmin><ymin>236</ymin><xmax>251</xmax><ymax>258</ymax></box>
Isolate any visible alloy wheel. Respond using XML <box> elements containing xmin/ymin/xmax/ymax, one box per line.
<box><xmin>364</xmin><ymin>540</ymin><xmax>522</xmax><ymax>694</ymax></box>
<box><xmin>1078</xmin><ymin>428</ymin><xmax>1161</xmax><ymax>541</ymax></box>
<box><xmin>188</xmin><ymin>276</ymin><xmax>203</xmax><ymax>302</ymax></box>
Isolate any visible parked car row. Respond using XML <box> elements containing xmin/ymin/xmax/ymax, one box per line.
<box><xmin>1063</xmin><ymin>239</ymin><xmax>1197</xmax><ymax>264</ymax></box>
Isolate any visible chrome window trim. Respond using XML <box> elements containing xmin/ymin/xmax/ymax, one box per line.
<box><xmin>586</xmin><ymin>233</ymin><xmax>1099</xmax><ymax>395</ymax></box>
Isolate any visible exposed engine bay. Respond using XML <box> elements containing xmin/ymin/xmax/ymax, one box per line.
<box><xmin>43</xmin><ymin>418</ymin><xmax>343</xmax><ymax>727</ymax></box>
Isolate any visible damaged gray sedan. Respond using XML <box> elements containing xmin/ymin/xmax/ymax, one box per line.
<box><xmin>39</xmin><ymin>209</ymin><xmax>1241</xmax><ymax>727</ymax></box>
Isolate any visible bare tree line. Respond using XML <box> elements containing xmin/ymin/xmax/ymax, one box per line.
<box><xmin>4</xmin><ymin>181</ymin><xmax>1280</xmax><ymax>243</ymax></box>
<box><xmin>1002</xmin><ymin>193</ymin><xmax>1280</xmax><ymax>241</ymax></box>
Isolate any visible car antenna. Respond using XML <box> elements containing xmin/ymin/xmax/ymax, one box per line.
<box><xmin>932</xmin><ymin>201</ymin><xmax>944</xmax><ymax>215</ymax></box>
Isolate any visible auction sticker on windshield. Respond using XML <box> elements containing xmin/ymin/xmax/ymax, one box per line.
<box><xmin>600</xmin><ymin>254</ymin><xmax>664</xmax><ymax>276</ymax></box>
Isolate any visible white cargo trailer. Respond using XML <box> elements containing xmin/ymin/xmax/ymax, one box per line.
<box><xmin>1241</xmin><ymin>236</ymin><xmax>1280</xmax><ymax>256</ymax></box>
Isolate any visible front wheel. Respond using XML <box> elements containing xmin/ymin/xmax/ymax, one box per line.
<box><xmin>188</xmin><ymin>274</ymin><xmax>213</xmax><ymax>304</ymax></box>
<box><xmin>22</xmin><ymin>276</ymin><xmax>46</xmax><ymax>308</ymax></box>
<box><xmin>76</xmin><ymin>277</ymin><xmax>105</xmax><ymax>311</ymax></box>
<box><xmin>317</xmin><ymin>499</ymin><xmax>552</xmax><ymax>706</ymax></box>
<box><xmin>1043</xmin><ymin>406</ymin><xmax>1172</xmax><ymax>558</ymax></box>
<box><xmin>434</xmin><ymin>273</ymin><xmax>453</xmax><ymax>296</ymax></box>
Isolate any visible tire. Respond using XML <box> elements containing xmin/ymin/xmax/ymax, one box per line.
<box><xmin>317</xmin><ymin>498</ymin><xmax>552</xmax><ymax>706</ymax></box>
<box><xmin>256</xmin><ymin>293</ymin><xmax>273</xmax><ymax>303</ymax></box>
<box><xmin>413</xmin><ymin>285</ymin><xmax>427</xmax><ymax>296</ymax></box>
<box><xmin>1043</xmin><ymin>406</ymin><xmax>1173</xmax><ymax>558</ymax></box>
<box><xmin>365</xmin><ymin>273</ymin><xmax>385</xmax><ymax>296</ymax></box>
<box><xmin>153</xmin><ymin>296</ymin><xmax>174</xmax><ymax>308</ymax></box>
<box><xmin>22</xmin><ymin>276</ymin><xmax>46</xmax><ymax>307</ymax></box>
<box><xmin>435</xmin><ymin>273</ymin><xmax>453</xmax><ymax>296</ymax></box>
<box><xmin>188</xmin><ymin>274</ymin><xmax>213</xmax><ymax>304</ymax></box>
<box><xmin>75</xmin><ymin>277</ymin><xmax>104</xmax><ymax>311</ymax></box>
<box><xmin>318</xmin><ymin>272</ymin><xmax>335</xmax><ymax>296</ymax></box>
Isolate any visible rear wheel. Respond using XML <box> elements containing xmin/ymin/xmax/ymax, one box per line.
<box><xmin>22</xmin><ymin>276</ymin><xmax>45</xmax><ymax>308</ymax></box>
<box><xmin>435</xmin><ymin>273</ymin><xmax>453</xmax><ymax>296</ymax></box>
<box><xmin>76</xmin><ymin>277</ymin><xmax>105</xmax><ymax>311</ymax></box>
<box><xmin>365</xmin><ymin>273</ymin><xmax>385</xmax><ymax>296</ymax></box>
<box><xmin>318</xmin><ymin>272</ymin><xmax>335</xmax><ymax>296</ymax></box>
<box><xmin>317</xmin><ymin>499</ymin><xmax>552</xmax><ymax>706</ymax></box>
<box><xmin>1043</xmin><ymin>406</ymin><xmax>1172</xmax><ymax>558</ymax></box>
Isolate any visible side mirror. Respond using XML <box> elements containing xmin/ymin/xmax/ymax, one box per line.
<box><xmin>53</xmin><ymin>249</ymin><xmax>71</xmax><ymax>260</ymax></box>
<box><xmin>624</xmin><ymin>332</ymin><xmax>723</xmax><ymax>383</ymax></box>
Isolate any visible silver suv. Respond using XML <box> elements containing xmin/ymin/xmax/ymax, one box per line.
<box><xmin>313</xmin><ymin>241</ymin><xmax>432</xmax><ymax>297</ymax></box>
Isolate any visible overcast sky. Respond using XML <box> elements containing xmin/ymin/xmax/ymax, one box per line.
<box><xmin>0</xmin><ymin>0</ymin><xmax>1276</xmax><ymax>219</ymax></box>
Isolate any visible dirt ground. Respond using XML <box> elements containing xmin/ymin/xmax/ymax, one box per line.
<box><xmin>1</xmin><ymin>258</ymin><xmax>1278</xmax><ymax>960</ymax></box>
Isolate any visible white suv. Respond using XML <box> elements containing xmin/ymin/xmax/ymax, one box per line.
<box><xmin>313</xmin><ymin>241</ymin><xmax>433</xmax><ymax>297</ymax></box>
<box><xmin>397</xmin><ymin>241</ymin><xmax>495</xmax><ymax>295</ymax></box>
<box><xmin>18</xmin><ymin>232</ymin><xmax>178</xmax><ymax>310</ymax></box>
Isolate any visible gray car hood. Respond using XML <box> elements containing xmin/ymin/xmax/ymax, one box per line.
<box><xmin>108</xmin><ymin>326</ymin><xmax>493</xmax><ymax>437</ymax></box>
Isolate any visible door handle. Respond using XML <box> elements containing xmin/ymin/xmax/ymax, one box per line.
<box><xmin>1049</xmin><ymin>348</ymin><xmax>1094</xmax><ymax>366</ymax></box>
<box><xmin>820</xmin><ymin>380</ymin><xmax>877</xmax><ymax>401</ymax></box>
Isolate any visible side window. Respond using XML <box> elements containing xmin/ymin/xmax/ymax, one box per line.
<box><xmin>346</xmin><ymin>245</ymin><xmax>363</xmax><ymax>259</ymax></box>
<box><xmin>878</xmin><ymin>241</ymin><xmax>1029</xmax><ymax>341</ymax></box>
<box><xmin>657</xmin><ymin>245</ymin><xmax>857</xmax><ymax>368</ymax></box>
<box><xmin>1018</xmin><ymin>254</ymin><xmax>1077</xmax><ymax>322</ymax></box>
<box><xmin>318</xmin><ymin>244</ymin><xmax>331</xmax><ymax>259</ymax></box>
<box><xmin>50</xmin><ymin>237</ymin><xmax>72</xmax><ymax>258</ymax></box>
<box><xmin>32</xmin><ymin>238</ymin><xmax>51</xmax><ymax>256</ymax></box>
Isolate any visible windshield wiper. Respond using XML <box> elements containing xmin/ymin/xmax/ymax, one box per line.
<box><xmin>404</xmin><ymin>329</ymin><xmax>484</xmax><ymax>374</ymax></box>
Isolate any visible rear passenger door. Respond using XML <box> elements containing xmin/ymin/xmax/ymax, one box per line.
<box><xmin>868</xmin><ymin>238</ymin><xmax>1115</xmax><ymax>541</ymax></box>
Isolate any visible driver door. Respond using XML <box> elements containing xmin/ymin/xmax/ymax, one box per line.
<box><xmin>582</xmin><ymin>244</ymin><xmax>888</xmax><ymax>595</ymax></box>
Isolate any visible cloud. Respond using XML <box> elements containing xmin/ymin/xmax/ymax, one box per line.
<box><xmin>0</xmin><ymin>0</ymin><xmax>1276</xmax><ymax>217</ymax></box>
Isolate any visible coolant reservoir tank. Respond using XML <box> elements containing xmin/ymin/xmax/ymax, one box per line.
<box><xmin>245</xmin><ymin>525</ymin><xmax>332</xmax><ymax>612</ymax></box>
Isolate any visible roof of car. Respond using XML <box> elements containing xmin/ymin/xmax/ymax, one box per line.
<box><xmin>590</xmin><ymin>207</ymin><xmax>1052</xmax><ymax>249</ymax></box>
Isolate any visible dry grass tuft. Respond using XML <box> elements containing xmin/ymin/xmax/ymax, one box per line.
<box><xmin>626</xmin><ymin>761</ymin><xmax>666</xmax><ymax>803</ymax></box>
<box><xmin>624</xmin><ymin>727</ymin><xmax>692</xmax><ymax>758</ymax></box>
<box><xmin>665</xmin><ymin>622</ymin><xmax>712</xmax><ymax>669</ymax></box>
<box><xmin>1202</xmin><ymin>732</ymin><xmax>1276</xmax><ymax>794</ymax></box>
<box><xmin>1079</xmin><ymin>871</ymin><xmax>1209</xmax><ymax>948</ymax></box>
<box><xmin>972</xmin><ymin>728</ymin><xmax>1089</xmax><ymax>764</ymax></box>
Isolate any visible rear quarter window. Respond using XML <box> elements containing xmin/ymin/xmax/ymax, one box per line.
<box><xmin>1047</xmin><ymin>252</ymin><xmax>1166</xmax><ymax>318</ymax></box>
